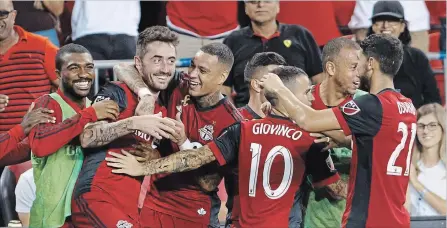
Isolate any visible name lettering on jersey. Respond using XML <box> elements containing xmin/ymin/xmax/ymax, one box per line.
<box><xmin>134</xmin><ymin>130</ymin><xmax>160</xmax><ymax>148</ymax></box>
<box><xmin>94</xmin><ymin>95</ymin><xmax>111</xmax><ymax>103</ymax></box>
<box><xmin>397</xmin><ymin>102</ymin><xmax>416</xmax><ymax>115</ymax></box>
<box><xmin>199</xmin><ymin>125</ymin><xmax>214</xmax><ymax>141</ymax></box>
<box><xmin>252</xmin><ymin>123</ymin><xmax>303</xmax><ymax>141</ymax></box>
<box><xmin>341</xmin><ymin>100</ymin><xmax>360</xmax><ymax>115</ymax></box>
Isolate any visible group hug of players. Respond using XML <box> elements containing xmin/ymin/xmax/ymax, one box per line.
<box><xmin>1</xmin><ymin>25</ymin><xmax>416</xmax><ymax>228</ymax></box>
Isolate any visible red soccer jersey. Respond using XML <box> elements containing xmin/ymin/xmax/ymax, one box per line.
<box><xmin>310</xmin><ymin>83</ymin><xmax>353</xmax><ymax>110</ymax></box>
<box><xmin>207</xmin><ymin>115</ymin><xmax>339</xmax><ymax>228</ymax></box>
<box><xmin>73</xmin><ymin>82</ymin><xmax>166</xmax><ymax>222</ymax></box>
<box><xmin>332</xmin><ymin>89</ymin><xmax>416</xmax><ymax>228</ymax></box>
<box><xmin>0</xmin><ymin>126</ymin><xmax>30</xmax><ymax>166</ymax></box>
<box><xmin>142</xmin><ymin>81</ymin><xmax>244</xmax><ymax>226</ymax></box>
<box><xmin>237</xmin><ymin>105</ymin><xmax>261</xmax><ymax>120</ymax></box>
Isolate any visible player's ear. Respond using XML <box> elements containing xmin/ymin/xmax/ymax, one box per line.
<box><xmin>134</xmin><ymin>55</ymin><xmax>144</xmax><ymax>75</ymax></box>
<box><xmin>251</xmin><ymin>79</ymin><xmax>262</xmax><ymax>93</ymax></box>
<box><xmin>55</xmin><ymin>69</ymin><xmax>61</xmax><ymax>80</ymax></box>
<box><xmin>367</xmin><ymin>57</ymin><xmax>375</xmax><ymax>71</ymax></box>
<box><xmin>326</xmin><ymin>61</ymin><xmax>336</xmax><ymax>76</ymax></box>
<box><xmin>218</xmin><ymin>70</ymin><xmax>229</xmax><ymax>84</ymax></box>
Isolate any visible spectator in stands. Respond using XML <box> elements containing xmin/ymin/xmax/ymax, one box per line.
<box><xmin>15</xmin><ymin>168</ymin><xmax>35</xmax><ymax>227</ymax></box>
<box><xmin>13</xmin><ymin>1</ymin><xmax>64</xmax><ymax>47</ymax></box>
<box><xmin>349</xmin><ymin>0</ymin><xmax>430</xmax><ymax>53</ymax></box>
<box><xmin>223</xmin><ymin>1</ymin><xmax>323</xmax><ymax>108</ymax></box>
<box><xmin>0</xmin><ymin>0</ymin><xmax>59</xmax><ymax>134</ymax></box>
<box><xmin>408</xmin><ymin>103</ymin><xmax>446</xmax><ymax>216</ymax></box>
<box><xmin>365</xmin><ymin>1</ymin><xmax>441</xmax><ymax>108</ymax></box>
<box><xmin>166</xmin><ymin>1</ymin><xmax>239</xmax><ymax>58</ymax></box>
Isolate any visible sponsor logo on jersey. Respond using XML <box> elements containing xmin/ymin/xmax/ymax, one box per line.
<box><xmin>94</xmin><ymin>95</ymin><xmax>111</xmax><ymax>103</ymax></box>
<box><xmin>326</xmin><ymin>155</ymin><xmax>336</xmax><ymax>172</ymax></box>
<box><xmin>199</xmin><ymin>125</ymin><xmax>214</xmax><ymax>141</ymax></box>
<box><xmin>341</xmin><ymin>100</ymin><xmax>360</xmax><ymax>115</ymax></box>
<box><xmin>116</xmin><ymin>220</ymin><xmax>133</xmax><ymax>228</ymax></box>
<box><xmin>197</xmin><ymin>208</ymin><xmax>207</xmax><ymax>216</ymax></box>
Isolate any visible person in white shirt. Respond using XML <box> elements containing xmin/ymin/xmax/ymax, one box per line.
<box><xmin>407</xmin><ymin>103</ymin><xmax>446</xmax><ymax>216</ymax></box>
<box><xmin>348</xmin><ymin>0</ymin><xmax>430</xmax><ymax>52</ymax></box>
<box><xmin>15</xmin><ymin>168</ymin><xmax>36</xmax><ymax>227</ymax></box>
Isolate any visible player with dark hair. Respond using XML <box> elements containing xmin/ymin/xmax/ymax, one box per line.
<box><xmin>105</xmin><ymin>65</ymin><xmax>340</xmax><ymax>228</ymax></box>
<box><xmin>70</xmin><ymin>26</ymin><xmax>179</xmax><ymax>228</ymax></box>
<box><xmin>259</xmin><ymin>34</ymin><xmax>415</xmax><ymax>228</ymax></box>
<box><xmin>27</xmin><ymin>43</ymin><xmax>119</xmax><ymax>228</ymax></box>
<box><xmin>114</xmin><ymin>42</ymin><xmax>244</xmax><ymax>227</ymax></box>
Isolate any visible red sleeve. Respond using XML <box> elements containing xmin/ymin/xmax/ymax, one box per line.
<box><xmin>28</xmin><ymin>95</ymin><xmax>98</xmax><ymax>157</ymax></box>
<box><xmin>313</xmin><ymin>172</ymin><xmax>340</xmax><ymax>188</ymax></box>
<box><xmin>331</xmin><ymin>107</ymin><xmax>351</xmax><ymax>136</ymax></box>
<box><xmin>43</xmin><ymin>39</ymin><xmax>58</xmax><ymax>82</ymax></box>
<box><xmin>207</xmin><ymin>142</ymin><xmax>228</xmax><ymax>166</ymax></box>
<box><xmin>0</xmin><ymin>125</ymin><xmax>26</xmax><ymax>159</ymax></box>
<box><xmin>0</xmin><ymin>138</ymin><xmax>31</xmax><ymax>167</ymax></box>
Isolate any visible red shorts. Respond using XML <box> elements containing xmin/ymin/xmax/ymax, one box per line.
<box><xmin>140</xmin><ymin>208</ymin><xmax>208</xmax><ymax>228</ymax></box>
<box><xmin>71</xmin><ymin>192</ymin><xmax>140</xmax><ymax>228</ymax></box>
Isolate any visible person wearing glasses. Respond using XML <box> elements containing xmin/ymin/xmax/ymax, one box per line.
<box><xmin>407</xmin><ymin>103</ymin><xmax>446</xmax><ymax>216</ymax></box>
<box><xmin>363</xmin><ymin>1</ymin><xmax>441</xmax><ymax>109</ymax></box>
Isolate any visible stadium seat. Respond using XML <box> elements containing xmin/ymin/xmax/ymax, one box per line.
<box><xmin>0</xmin><ymin>167</ymin><xmax>19</xmax><ymax>226</ymax></box>
<box><xmin>428</xmin><ymin>32</ymin><xmax>445</xmax><ymax>105</ymax></box>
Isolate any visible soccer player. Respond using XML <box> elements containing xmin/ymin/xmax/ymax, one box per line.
<box><xmin>304</xmin><ymin>37</ymin><xmax>368</xmax><ymax>228</ymax></box>
<box><xmin>71</xmin><ymin>26</ymin><xmax>179</xmax><ymax>228</ymax></box>
<box><xmin>115</xmin><ymin>43</ymin><xmax>243</xmax><ymax>227</ymax></box>
<box><xmin>260</xmin><ymin>34</ymin><xmax>416</xmax><ymax>228</ymax></box>
<box><xmin>27</xmin><ymin>44</ymin><xmax>120</xmax><ymax>228</ymax></box>
<box><xmin>105</xmin><ymin>66</ymin><xmax>340</xmax><ymax>228</ymax></box>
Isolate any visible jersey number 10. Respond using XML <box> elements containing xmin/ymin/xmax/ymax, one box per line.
<box><xmin>387</xmin><ymin>122</ymin><xmax>417</xmax><ymax>176</ymax></box>
<box><xmin>249</xmin><ymin>143</ymin><xmax>293</xmax><ymax>199</ymax></box>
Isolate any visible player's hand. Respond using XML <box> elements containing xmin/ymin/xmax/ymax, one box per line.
<box><xmin>92</xmin><ymin>100</ymin><xmax>120</xmax><ymax>121</ymax></box>
<box><xmin>127</xmin><ymin>143</ymin><xmax>161</xmax><ymax>162</ymax></box>
<box><xmin>106</xmin><ymin>150</ymin><xmax>145</xmax><ymax>176</ymax></box>
<box><xmin>261</xmin><ymin>101</ymin><xmax>272</xmax><ymax>116</ymax></box>
<box><xmin>135</xmin><ymin>94</ymin><xmax>156</xmax><ymax>116</ymax></box>
<box><xmin>21</xmin><ymin>102</ymin><xmax>56</xmax><ymax>135</ymax></box>
<box><xmin>310</xmin><ymin>133</ymin><xmax>340</xmax><ymax>151</ymax></box>
<box><xmin>258</xmin><ymin>73</ymin><xmax>285</xmax><ymax>93</ymax></box>
<box><xmin>132</xmin><ymin>112</ymin><xmax>177</xmax><ymax>140</ymax></box>
<box><xmin>409</xmin><ymin>164</ymin><xmax>422</xmax><ymax>189</ymax></box>
<box><xmin>0</xmin><ymin>94</ymin><xmax>8</xmax><ymax>112</ymax></box>
<box><xmin>166</xmin><ymin>112</ymin><xmax>187</xmax><ymax>145</ymax></box>
<box><xmin>33</xmin><ymin>0</ymin><xmax>44</xmax><ymax>10</ymax></box>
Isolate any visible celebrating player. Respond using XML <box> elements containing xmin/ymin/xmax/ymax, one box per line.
<box><xmin>260</xmin><ymin>34</ymin><xmax>416</xmax><ymax>228</ymax></box>
<box><xmin>105</xmin><ymin>66</ymin><xmax>340</xmax><ymax>228</ymax></box>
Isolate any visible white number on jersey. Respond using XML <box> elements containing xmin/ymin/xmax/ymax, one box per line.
<box><xmin>387</xmin><ymin>122</ymin><xmax>416</xmax><ymax>176</ymax></box>
<box><xmin>248</xmin><ymin>143</ymin><xmax>293</xmax><ymax>199</ymax></box>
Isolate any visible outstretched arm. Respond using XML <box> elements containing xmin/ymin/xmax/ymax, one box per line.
<box><xmin>80</xmin><ymin>119</ymin><xmax>134</xmax><ymax>148</ymax></box>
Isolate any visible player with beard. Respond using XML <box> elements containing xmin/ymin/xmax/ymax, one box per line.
<box><xmin>70</xmin><ymin>26</ymin><xmax>179</xmax><ymax>228</ymax></box>
<box><xmin>114</xmin><ymin>43</ymin><xmax>243</xmax><ymax>227</ymax></box>
<box><xmin>105</xmin><ymin>66</ymin><xmax>340</xmax><ymax>228</ymax></box>
<box><xmin>259</xmin><ymin>34</ymin><xmax>416</xmax><ymax>228</ymax></box>
<box><xmin>27</xmin><ymin>44</ymin><xmax>119</xmax><ymax>228</ymax></box>
<box><xmin>303</xmin><ymin>37</ymin><xmax>368</xmax><ymax>228</ymax></box>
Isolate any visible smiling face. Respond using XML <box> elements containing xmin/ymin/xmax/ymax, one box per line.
<box><xmin>417</xmin><ymin>113</ymin><xmax>443</xmax><ymax>149</ymax></box>
<box><xmin>57</xmin><ymin>52</ymin><xmax>95</xmax><ymax>99</ymax></box>
<box><xmin>187</xmin><ymin>51</ymin><xmax>227</xmax><ymax>97</ymax></box>
<box><xmin>0</xmin><ymin>0</ymin><xmax>16</xmax><ymax>42</ymax></box>
<box><xmin>372</xmin><ymin>17</ymin><xmax>405</xmax><ymax>39</ymax></box>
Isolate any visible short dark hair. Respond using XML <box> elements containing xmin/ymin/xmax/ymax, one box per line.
<box><xmin>244</xmin><ymin>52</ymin><xmax>286</xmax><ymax>82</ymax></box>
<box><xmin>266</xmin><ymin>66</ymin><xmax>308</xmax><ymax>106</ymax></box>
<box><xmin>200</xmin><ymin>43</ymin><xmax>234</xmax><ymax>71</ymax></box>
<box><xmin>322</xmin><ymin>37</ymin><xmax>361</xmax><ymax>72</ymax></box>
<box><xmin>55</xmin><ymin>43</ymin><xmax>91</xmax><ymax>71</ymax></box>
<box><xmin>360</xmin><ymin>34</ymin><xmax>404</xmax><ymax>76</ymax></box>
<box><xmin>136</xmin><ymin>26</ymin><xmax>179</xmax><ymax>58</ymax></box>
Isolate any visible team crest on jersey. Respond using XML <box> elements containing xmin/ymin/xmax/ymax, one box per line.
<box><xmin>341</xmin><ymin>100</ymin><xmax>360</xmax><ymax>115</ymax></box>
<box><xmin>199</xmin><ymin>125</ymin><xmax>214</xmax><ymax>141</ymax></box>
<box><xmin>181</xmin><ymin>95</ymin><xmax>191</xmax><ymax>106</ymax></box>
<box><xmin>326</xmin><ymin>155</ymin><xmax>336</xmax><ymax>172</ymax></box>
<box><xmin>94</xmin><ymin>95</ymin><xmax>110</xmax><ymax>103</ymax></box>
<box><xmin>116</xmin><ymin>220</ymin><xmax>133</xmax><ymax>228</ymax></box>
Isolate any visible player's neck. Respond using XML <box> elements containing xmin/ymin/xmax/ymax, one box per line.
<box><xmin>421</xmin><ymin>146</ymin><xmax>441</xmax><ymax>168</ymax></box>
<box><xmin>195</xmin><ymin>91</ymin><xmax>224</xmax><ymax>108</ymax></box>
<box><xmin>248</xmin><ymin>93</ymin><xmax>266</xmax><ymax>118</ymax></box>
<box><xmin>251</xmin><ymin>20</ymin><xmax>278</xmax><ymax>38</ymax></box>
<box><xmin>60</xmin><ymin>87</ymin><xmax>86</xmax><ymax>108</ymax></box>
<box><xmin>369</xmin><ymin>74</ymin><xmax>394</xmax><ymax>94</ymax></box>
<box><xmin>320</xmin><ymin>78</ymin><xmax>348</xmax><ymax>106</ymax></box>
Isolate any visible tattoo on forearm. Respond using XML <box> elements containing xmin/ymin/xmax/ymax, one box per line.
<box><xmin>80</xmin><ymin>119</ymin><xmax>134</xmax><ymax>148</ymax></box>
<box><xmin>194</xmin><ymin>91</ymin><xmax>222</xmax><ymax>108</ymax></box>
<box><xmin>326</xmin><ymin>179</ymin><xmax>347</xmax><ymax>199</ymax></box>
<box><xmin>115</xmin><ymin>64</ymin><xmax>147</xmax><ymax>93</ymax></box>
<box><xmin>137</xmin><ymin>95</ymin><xmax>156</xmax><ymax>114</ymax></box>
<box><xmin>143</xmin><ymin>146</ymin><xmax>216</xmax><ymax>175</ymax></box>
<box><xmin>197</xmin><ymin>173</ymin><xmax>222</xmax><ymax>192</ymax></box>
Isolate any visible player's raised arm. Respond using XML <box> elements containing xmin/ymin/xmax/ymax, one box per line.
<box><xmin>260</xmin><ymin>73</ymin><xmax>341</xmax><ymax>132</ymax></box>
<box><xmin>106</xmin><ymin>122</ymin><xmax>241</xmax><ymax>176</ymax></box>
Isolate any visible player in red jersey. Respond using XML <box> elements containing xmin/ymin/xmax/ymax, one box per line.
<box><xmin>105</xmin><ymin>65</ymin><xmax>340</xmax><ymax>228</ymax></box>
<box><xmin>71</xmin><ymin>26</ymin><xmax>179</xmax><ymax>228</ymax></box>
<box><xmin>259</xmin><ymin>34</ymin><xmax>416</xmax><ymax>228</ymax></box>
<box><xmin>115</xmin><ymin>43</ymin><xmax>243</xmax><ymax>227</ymax></box>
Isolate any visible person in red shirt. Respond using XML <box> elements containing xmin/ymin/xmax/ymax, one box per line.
<box><xmin>105</xmin><ymin>65</ymin><xmax>340</xmax><ymax>228</ymax></box>
<box><xmin>115</xmin><ymin>42</ymin><xmax>243</xmax><ymax>228</ymax></box>
<box><xmin>71</xmin><ymin>26</ymin><xmax>179</xmax><ymax>228</ymax></box>
<box><xmin>259</xmin><ymin>34</ymin><xmax>415</xmax><ymax>228</ymax></box>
